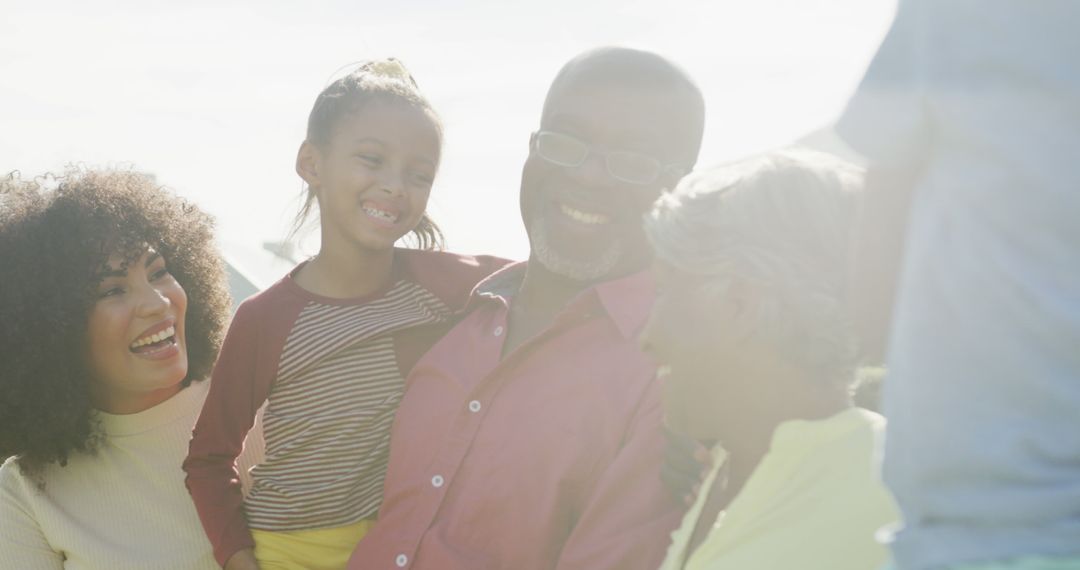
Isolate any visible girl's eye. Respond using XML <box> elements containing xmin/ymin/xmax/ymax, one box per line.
<box><xmin>358</xmin><ymin>154</ymin><xmax>382</xmax><ymax>166</ymax></box>
<box><xmin>411</xmin><ymin>172</ymin><xmax>434</xmax><ymax>187</ymax></box>
<box><xmin>99</xmin><ymin>286</ymin><xmax>125</xmax><ymax>298</ymax></box>
<box><xmin>151</xmin><ymin>268</ymin><xmax>171</xmax><ymax>281</ymax></box>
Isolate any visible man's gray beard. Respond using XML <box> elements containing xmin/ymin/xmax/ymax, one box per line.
<box><xmin>530</xmin><ymin>217</ymin><xmax>623</xmax><ymax>282</ymax></box>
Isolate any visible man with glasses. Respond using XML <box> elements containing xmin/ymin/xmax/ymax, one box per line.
<box><xmin>348</xmin><ymin>47</ymin><xmax>705</xmax><ymax>570</ymax></box>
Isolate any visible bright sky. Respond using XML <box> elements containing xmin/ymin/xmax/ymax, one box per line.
<box><xmin>2</xmin><ymin>0</ymin><xmax>895</xmax><ymax>277</ymax></box>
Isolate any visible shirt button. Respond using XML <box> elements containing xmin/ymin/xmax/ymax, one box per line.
<box><xmin>396</xmin><ymin>554</ymin><xmax>408</xmax><ymax>567</ymax></box>
<box><xmin>431</xmin><ymin>474</ymin><xmax>445</xmax><ymax>488</ymax></box>
<box><xmin>468</xmin><ymin>400</ymin><xmax>482</xmax><ymax>413</ymax></box>
<box><xmin>493</xmin><ymin>325</ymin><xmax>504</xmax><ymax>337</ymax></box>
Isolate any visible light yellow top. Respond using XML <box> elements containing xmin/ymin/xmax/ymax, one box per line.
<box><xmin>659</xmin><ymin>408</ymin><xmax>897</xmax><ymax>570</ymax></box>
<box><xmin>0</xmin><ymin>381</ymin><xmax>264</xmax><ymax>570</ymax></box>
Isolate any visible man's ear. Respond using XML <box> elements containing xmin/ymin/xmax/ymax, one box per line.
<box><xmin>296</xmin><ymin>140</ymin><xmax>320</xmax><ymax>187</ymax></box>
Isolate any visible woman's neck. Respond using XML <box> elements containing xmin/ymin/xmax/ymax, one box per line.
<box><xmin>296</xmin><ymin>244</ymin><xmax>395</xmax><ymax>299</ymax></box>
<box><xmin>714</xmin><ymin>369</ymin><xmax>852</xmax><ymax>460</ymax></box>
<box><xmin>91</xmin><ymin>382</ymin><xmax>183</xmax><ymax>415</ymax></box>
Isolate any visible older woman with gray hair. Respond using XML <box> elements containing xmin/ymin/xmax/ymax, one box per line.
<box><xmin>641</xmin><ymin>150</ymin><xmax>897</xmax><ymax>570</ymax></box>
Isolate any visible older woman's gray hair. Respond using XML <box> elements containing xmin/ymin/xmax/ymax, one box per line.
<box><xmin>645</xmin><ymin>148</ymin><xmax>864</xmax><ymax>385</ymax></box>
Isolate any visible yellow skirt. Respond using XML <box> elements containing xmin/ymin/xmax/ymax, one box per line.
<box><xmin>251</xmin><ymin>520</ymin><xmax>375</xmax><ymax>570</ymax></box>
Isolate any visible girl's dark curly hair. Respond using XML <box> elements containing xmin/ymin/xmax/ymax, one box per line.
<box><xmin>0</xmin><ymin>168</ymin><xmax>231</xmax><ymax>479</ymax></box>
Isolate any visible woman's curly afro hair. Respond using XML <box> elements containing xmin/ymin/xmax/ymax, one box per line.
<box><xmin>0</xmin><ymin>168</ymin><xmax>231</xmax><ymax>478</ymax></box>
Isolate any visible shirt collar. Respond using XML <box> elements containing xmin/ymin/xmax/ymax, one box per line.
<box><xmin>769</xmin><ymin>408</ymin><xmax>883</xmax><ymax>453</ymax></box>
<box><xmin>591</xmin><ymin>268</ymin><xmax>656</xmax><ymax>340</ymax></box>
<box><xmin>472</xmin><ymin>261</ymin><xmax>528</xmax><ymax>301</ymax></box>
<box><xmin>96</xmin><ymin>379</ymin><xmax>208</xmax><ymax>437</ymax></box>
<box><xmin>468</xmin><ymin>261</ymin><xmax>655</xmax><ymax>340</ymax></box>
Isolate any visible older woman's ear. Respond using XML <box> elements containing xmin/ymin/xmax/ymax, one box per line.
<box><xmin>707</xmin><ymin>274</ymin><xmax>762</xmax><ymax>344</ymax></box>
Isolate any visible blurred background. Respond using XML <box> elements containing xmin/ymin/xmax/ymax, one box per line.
<box><xmin>1</xmin><ymin>0</ymin><xmax>895</xmax><ymax>294</ymax></box>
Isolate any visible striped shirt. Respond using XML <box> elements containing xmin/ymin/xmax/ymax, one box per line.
<box><xmin>248</xmin><ymin>281</ymin><xmax>448</xmax><ymax>530</ymax></box>
<box><xmin>184</xmin><ymin>249</ymin><xmax>509</xmax><ymax>567</ymax></box>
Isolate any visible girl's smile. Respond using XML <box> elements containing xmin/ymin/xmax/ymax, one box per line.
<box><xmin>361</xmin><ymin>200</ymin><xmax>402</xmax><ymax>227</ymax></box>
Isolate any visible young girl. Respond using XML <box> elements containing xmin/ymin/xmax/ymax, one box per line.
<box><xmin>0</xmin><ymin>168</ymin><xmax>263</xmax><ymax>570</ymax></box>
<box><xmin>183</xmin><ymin>60</ymin><xmax>507</xmax><ymax>570</ymax></box>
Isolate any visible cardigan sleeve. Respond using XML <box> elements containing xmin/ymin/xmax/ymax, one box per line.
<box><xmin>183</xmin><ymin>297</ymin><xmax>275</xmax><ymax>567</ymax></box>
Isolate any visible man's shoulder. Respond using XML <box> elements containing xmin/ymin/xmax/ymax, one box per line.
<box><xmin>401</xmin><ymin>249</ymin><xmax>513</xmax><ymax>278</ymax></box>
<box><xmin>399</xmin><ymin>249</ymin><xmax>516</xmax><ymax>310</ymax></box>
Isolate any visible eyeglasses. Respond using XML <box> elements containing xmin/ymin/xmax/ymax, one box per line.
<box><xmin>532</xmin><ymin>130</ymin><xmax>686</xmax><ymax>185</ymax></box>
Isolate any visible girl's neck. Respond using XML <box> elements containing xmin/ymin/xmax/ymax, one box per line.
<box><xmin>296</xmin><ymin>244</ymin><xmax>396</xmax><ymax>299</ymax></box>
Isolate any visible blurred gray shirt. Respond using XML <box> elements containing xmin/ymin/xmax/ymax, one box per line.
<box><xmin>837</xmin><ymin>1</ymin><xmax>1080</xmax><ymax>568</ymax></box>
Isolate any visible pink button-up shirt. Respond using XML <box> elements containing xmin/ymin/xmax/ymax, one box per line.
<box><xmin>348</xmin><ymin>263</ymin><xmax>682</xmax><ymax>570</ymax></box>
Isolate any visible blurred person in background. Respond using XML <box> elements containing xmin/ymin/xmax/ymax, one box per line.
<box><xmin>838</xmin><ymin>2</ymin><xmax>1080</xmax><ymax>569</ymax></box>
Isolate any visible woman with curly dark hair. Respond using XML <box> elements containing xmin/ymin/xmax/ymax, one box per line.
<box><xmin>0</xmin><ymin>168</ymin><xmax>263</xmax><ymax>569</ymax></box>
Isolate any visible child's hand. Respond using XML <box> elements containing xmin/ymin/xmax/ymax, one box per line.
<box><xmin>224</xmin><ymin>548</ymin><xmax>260</xmax><ymax>570</ymax></box>
<box><xmin>661</xmin><ymin>425</ymin><xmax>712</xmax><ymax>506</ymax></box>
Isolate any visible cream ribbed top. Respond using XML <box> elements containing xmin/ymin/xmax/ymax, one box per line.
<box><xmin>0</xmin><ymin>381</ymin><xmax>264</xmax><ymax>570</ymax></box>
